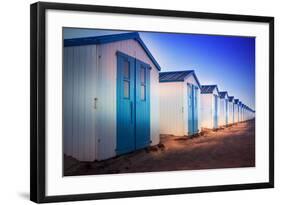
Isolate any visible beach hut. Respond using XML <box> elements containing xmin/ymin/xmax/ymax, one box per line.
<box><xmin>246</xmin><ymin>106</ymin><xmax>255</xmax><ymax>120</ymax></box>
<box><xmin>228</xmin><ymin>96</ymin><xmax>235</xmax><ymax>124</ymax></box>
<box><xmin>243</xmin><ymin>106</ymin><xmax>246</xmax><ymax>120</ymax></box>
<box><xmin>241</xmin><ymin>104</ymin><xmax>245</xmax><ymax>121</ymax></box>
<box><xmin>218</xmin><ymin>91</ymin><xmax>229</xmax><ymax>127</ymax></box>
<box><xmin>251</xmin><ymin>109</ymin><xmax>256</xmax><ymax>119</ymax></box>
<box><xmin>233</xmin><ymin>99</ymin><xmax>239</xmax><ymax>123</ymax></box>
<box><xmin>159</xmin><ymin>70</ymin><xmax>201</xmax><ymax>136</ymax></box>
<box><xmin>63</xmin><ymin>32</ymin><xmax>161</xmax><ymax>161</ymax></box>
<box><xmin>200</xmin><ymin>85</ymin><xmax>220</xmax><ymax>129</ymax></box>
<box><xmin>238</xmin><ymin>101</ymin><xmax>243</xmax><ymax>122</ymax></box>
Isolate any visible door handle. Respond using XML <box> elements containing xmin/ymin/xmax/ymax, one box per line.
<box><xmin>130</xmin><ymin>101</ymin><xmax>133</xmax><ymax>123</ymax></box>
<box><xmin>94</xmin><ymin>98</ymin><xmax>98</xmax><ymax>109</ymax></box>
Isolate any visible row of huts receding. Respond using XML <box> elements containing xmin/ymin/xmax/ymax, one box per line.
<box><xmin>63</xmin><ymin>32</ymin><xmax>255</xmax><ymax>162</ymax></box>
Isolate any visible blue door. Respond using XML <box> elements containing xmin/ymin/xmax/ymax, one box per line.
<box><xmin>187</xmin><ymin>84</ymin><xmax>199</xmax><ymax>135</ymax></box>
<box><xmin>214</xmin><ymin>95</ymin><xmax>218</xmax><ymax>128</ymax></box>
<box><xmin>187</xmin><ymin>84</ymin><xmax>193</xmax><ymax>135</ymax></box>
<box><xmin>193</xmin><ymin>86</ymin><xmax>198</xmax><ymax>133</ymax></box>
<box><xmin>116</xmin><ymin>52</ymin><xmax>150</xmax><ymax>155</ymax></box>
<box><xmin>135</xmin><ymin>60</ymin><xmax>150</xmax><ymax>149</ymax></box>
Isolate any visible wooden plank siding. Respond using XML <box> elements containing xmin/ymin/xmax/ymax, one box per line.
<box><xmin>63</xmin><ymin>45</ymin><xmax>98</xmax><ymax>162</ymax></box>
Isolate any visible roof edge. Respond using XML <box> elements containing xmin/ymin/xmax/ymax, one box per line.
<box><xmin>64</xmin><ymin>32</ymin><xmax>161</xmax><ymax>71</ymax></box>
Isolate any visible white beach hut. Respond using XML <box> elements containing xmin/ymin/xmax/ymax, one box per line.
<box><xmin>241</xmin><ymin>104</ymin><xmax>245</xmax><ymax>121</ymax></box>
<box><xmin>243</xmin><ymin>105</ymin><xmax>255</xmax><ymax>121</ymax></box>
<box><xmin>63</xmin><ymin>32</ymin><xmax>161</xmax><ymax>161</ymax></box>
<box><xmin>238</xmin><ymin>101</ymin><xmax>243</xmax><ymax>122</ymax></box>
<box><xmin>200</xmin><ymin>85</ymin><xmax>220</xmax><ymax>129</ymax></box>
<box><xmin>228</xmin><ymin>96</ymin><xmax>235</xmax><ymax>124</ymax></box>
<box><xmin>218</xmin><ymin>91</ymin><xmax>229</xmax><ymax>127</ymax></box>
<box><xmin>250</xmin><ymin>109</ymin><xmax>256</xmax><ymax>119</ymax></box>
<box><xmin>243</xmin><ymin>106</ymin><xmax>247</xmax><ymax>120</ymax></box>
<box><xmin>233</xmin><ymin>99</ymin><xmax>240</xmax><ymax>123</ymax></box>
<box><xmin>245</xmin><ymin>106</ymin><xmax>255</xmax><ymax>120</ymax></box>
<box><xmin>159</xmin><ymin>70</ymin><xmax>201</xmax><ymax>136</ymax></box>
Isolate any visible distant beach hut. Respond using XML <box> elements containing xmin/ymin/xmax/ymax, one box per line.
<box><xmin>245</xmin><ymin>107</ymin><xmax>255</xmax><ymax>120</ymax></box>
<box><xmin>200</xmin><ymin>85</ymin><xmax>220</xmax><ymax>129</ymax></box>
<box><xmin>250</xmin><ymin>108</ymin><xmax>256</xmax><ymax>119</ymax></box>
<box><xmin>63</xmin><ymin>32</ymin><xmax>161</xmax><ymax>161</ymax></box>
<box><xmin>159</xmin><ymin>70</ymin><xmax>201</xmax><ymax>136</ymax></box>
<box><xmin>244</xmin><ymin>105</ymin><xmax>248</xmax><ymax>120</ymax></box>
<box><xmin>218</xmin><ymin>91</ymin><xmax>229</xmax><ymax>126</ymax></box>
<box><xmin>228</xmin><ymin>96</ymin><xmax>235</xmax><ymax>124</ymax></box>
<box><xmin>238</xmin><ymin>101</ymin><xmax>243</xmax><ymax>122</ymax></box>
<box><xmin>233</xmin><ymin>99</ymin><xmax>240</xmax><ymax>123</ymax></box>
<box><xmin>241</xmin><ymin>104</ymin><xmax>245</xmax><ymax>121</ymax></box>
<box><xmin>245</xmin><ymin>106</ymin><xmax>255</xmax><ymax>121</ymax></box>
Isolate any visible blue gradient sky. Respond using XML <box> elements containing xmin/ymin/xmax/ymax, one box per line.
<box><xmin>64</xmin><ymin>28</ymin><xmax>255</xmax><ymax>109</ymax></box>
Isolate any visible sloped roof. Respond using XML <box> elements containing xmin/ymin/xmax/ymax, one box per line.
<box><xmin>64</xmin><ymin>32</ymin><xmax>161</xmax><ymax>71</ymax></box>
<box><xmin>201</xmin><ymin>85</ymin><xmax>219</xmax><ymax>94</ymax></box>
<box><xmin>234</xmin><ymin>99</ymin><xmax>239</xmax><ymax>104</ymax></box>
<box><xmin>159</xmin><ymin>70</ymin><xmax>200</xmax><ymax>86</ymax></box>
<box><xmin>219</xmin><ymin>91</ymin><xmax>228</xmax><ymax>99</ymax></box>
<box><xmin>228</xmin><ymin>96</ymin><xmax>234</xmax><ymax>102</ymax></box>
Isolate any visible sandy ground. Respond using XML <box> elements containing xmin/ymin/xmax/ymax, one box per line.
<box><xmin>64</xmin><ymin>119</ymin><xmax>255</xmax><ymax>176</ymax></box>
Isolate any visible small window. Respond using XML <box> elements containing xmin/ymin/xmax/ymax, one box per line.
<box><xmin>141</xmin><ymin>85</ymin><xmax>145</xmax><ymax>100</ymax></box>
<box><xmin>124</xmin><ymin>80</ymin><xmax>129</xmax><ymax>98</ymax></box>
<box><xmin>123</xmin><ymin>61</ymin><xmax>130</xmax><ymax>79</ymax></box>
<box><xmin>140</xmin><ymin>67</ymin><xmax>145</xmax><ymax>83</ymax></box>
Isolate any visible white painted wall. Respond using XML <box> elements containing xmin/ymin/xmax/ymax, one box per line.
<box><xmin>234</xmin><ymin>104</ymin><xmax>239</xmax><ymax>123</ymax></box>
<box><xmin>219</xmin><ymin>98</ymin><xmax>226</xmax><ymax>126</ymax></box>
<box><xmin>64</xmin><ymin>39</ymin><xmax>160</xmax><ymax>161</ymax></box>
<box><xmin>63</xmin><ymin>45</ymin><xmax>98</xmax><ymax>161</ymax></box>
<box><xmin>159</xmin><ymin>82</ymin><xmax>184</xmax><ymax>136</ymax></box>
<box><xmin>239</xmin><ymin>106</ymin><xmax>243</xmax><ymax>122</ymax></box>
<box><xmin>228</xmin><ymin>102</ymin><xmax>234</xmax><ymax>124</ymax></box>
<box><xmin>200</xmin><ymin>94</ymin><xmax>213</xmax><ymax>129</ymax></box>
<box><xmin>237</xmin><ymin>105</ymin><xmax>241</xmax><ymax>122</ymax></box>
<box><xmin>226</xmin><ymin>100</ymin><xmax>229</xmax><ymax>124</ymax></box>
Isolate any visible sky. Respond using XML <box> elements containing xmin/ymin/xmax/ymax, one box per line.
<box><xmin>64</xmin><ymin>28</ymin><xmax>255</xmax><ymax>110</ymax></box>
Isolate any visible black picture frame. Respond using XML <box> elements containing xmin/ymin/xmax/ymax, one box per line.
<box><xmin>30</xmin><ymin>1</ymin><xmax>274</xmax><ymax>203</ymax></box>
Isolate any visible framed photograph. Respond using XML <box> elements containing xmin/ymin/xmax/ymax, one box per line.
<box><xmin>30</xmin><ymin>2</ymin><xmax>274</xmax><ymax>203</ymax></box>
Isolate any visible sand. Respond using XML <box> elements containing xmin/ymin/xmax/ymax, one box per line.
<box><xmin>64</xmin><ymin>119</ymin><xmax>255</xmax><ymax>176</ymax></box>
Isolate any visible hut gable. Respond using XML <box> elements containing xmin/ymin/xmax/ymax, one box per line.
<box><xmin>64</xmin><ymin>32</ymin><xmax>161</xmax><ymax>71</ymax></box>
<box><xmin>201</xmin><ymin>85</ymin><xmax>219</xmax><ymax>96</ymax></box>
<box><xmin>219</xmin><ymin>91</ymin><xmax>229</xmax><ymax>99</ymax></box>
<box><xmin>234</xmin><ymin>99</ymin><xmax>240</xmax><ymax>104</ymax></box>
<box><xmin>159</xmin><ymin>70</ymin><xmax>201</xmax><ymax>87</ymax></box>
<box><xmin>228</xmin><ymin>96</ymin><xmax>234</xmax><ymax>102</ymax></box>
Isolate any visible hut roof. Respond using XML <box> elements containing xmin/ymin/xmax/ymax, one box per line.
<box><xmin>201</xmin><ymin>85</ymin><xmax>219</xmax><ymax>94</ymax></box>
<box><xmin>219</xmin><ymin>91</ymin><xmax>228</xmax><ymax>99</ymax></box>
<box><xmin>64</xmin><ymin>32</ymin><xmax>161</xmax><ymax>71</ymax></box>
<box><xmin>159</xmin><ymin>70</ymin><xmax>200</xmax><ymax>86</ymax></box>
<box><xmin>228</xmin><ymin>96</ymin><xmax>234</xmax><ymax>102</ymax></box>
